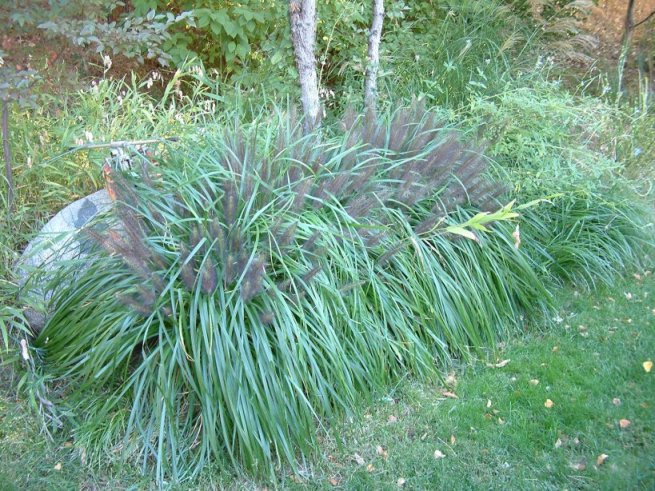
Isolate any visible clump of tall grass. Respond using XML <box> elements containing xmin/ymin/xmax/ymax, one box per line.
<box><xmin>382</xmin><ymin>0</ymin><xmax>527</xmax><ymax>109</ymax></box>
<box><xmin>521</xmin><ymin>192</ymin><xmax>653</xmax><ymax>288</ymax></box>
<box><xmin>465</xmin><ymin>78</ymin><xmax>654</xmax><ymax>287</ymax></box>
<box><xmin>23</xmin><ymin>104</ymin><xmax>548</xmax><ymax>482</ymax></box>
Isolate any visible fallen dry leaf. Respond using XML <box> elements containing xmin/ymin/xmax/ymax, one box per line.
<box><xmin>434</xmin><ymin>449</ymin><xmax>445</xmax><ymax>459</ymax></box>
<box><xmin>367</xmin><ymin>464</ymin><xmax>375</xmax><ymax>473</ymax></box>
<box><xmin>544</xmin><ymin>399</ymin><xmax>554</xmax><ymax>408</ymax></box>
<box><xmin>53</xmin><ymin>463</ymin><xmax>62</xmax><ymax>471</ymax></box>
<box><xmin>450</xmin><ymin>434</ymin><xmax>456</xmax><ymax>445</ymax></box>
<box><xmin>512</xmin><ymin>225</ymin><xmax>521</xmax><ymax>249</ymax></box>
<box><xmin>20</xmin><ymin>339</ymin><xmax>30</xmax><ymax>361</ymax></box>
<box><xmin>353</xmin><ymin>453</ymin><xmax>365</xmax><ymax>466</ymax></box>
<box><xmin>529</xmin><ymin>379</ymin><xmax>539</xmax><ymax>386</ymax></box>
<box><xmin>554</xmin><ymin>438</ymin><xmax>563</xmax><ymax>449</ymax></box>
<box><xmin>612</xmin><ymin>398</ymin><xmax>621</xmax><ymax>406</ymax></box>
<box><xmin>596</xmin><ymin>453</ymin><xmax>609</xmax><ymax>466</ymax></box>
<box><xmin>397</xmin><ymin>477</ymin><xmax>406</xmax><ymax>487</ymax></box>
<box><xmin>388</xmin><ymin>415</ymin><xmax>398</xmax><ymax>424</ymax></box>
<box><xmin>486</xmin><ymin>399</ymin><xmax>492</xmax><ymax>408</ymax></box>
<box><xmin>487</xmin><ymin>359</ymin><xmax>511</xmax><ymax>368</ymax></box>
<box><xmin>63</xmin><ymin>441</ymin><xmax>73</xmax><ymax>448</ymax></box>
<box><xmin>552</xmin><ymin>346</ymin><xmax>559</xmax><ymax>352</ymax></box>
<box><xmin>376</xmin><ymin>445</ymin><xmax>389</xmax><ymax>460</ymax></box>
<box><xmin>643</xmin><ymin>360</ymin><xmax>653</xmax><ymax>373</ymax></box>
<box><xmin>441</xmin><ymin>390</ymin><xmax>458</xmax><ymax>399</ymax></box>
<box><xmin>619</xmin><ymin>419</ymin><xmax>631</xmax><ymax>429</ymax></box>
<box><xmin>329</xmin><ymin>477</ymin><xmax>340</xmax><ymax>486</ymax></box>
<box><xmin>625</xmin><ymin>292</ymin><xmax>633</xmax><ymax>300</ymax></box>
<box><xmin>445</xmin><ymin>372</ymin><xmax>458</xmax><ymax>387</ymax></box>
<box><xmin>497</xmin><ymin>417</ymin><xmax>505</xmax><ymax>425</ymax></box>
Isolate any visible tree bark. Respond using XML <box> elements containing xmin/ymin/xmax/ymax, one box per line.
<box><xmin>288</xmin><ymin>0</ymin><xmax>321</xmax><ymax>134</ymax></box>
<box><xmin>2</xmin><ymin>100</ymin><xmax>14</xmax><ymax>213</ymax></box>
<box><xmin>617</xmin><ymin>0</ymin><xmax>636</xmax><ymax>96</ymax></box>
<box><xmin>364</xmin><ymin>0</ymin><xmax>384</xmax><ymax>116</ymax></box>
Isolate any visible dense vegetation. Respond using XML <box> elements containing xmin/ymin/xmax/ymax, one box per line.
<box><xmin>0</xmin><ymin>0</ymin><xmax>653</xmax><ymax>487</ymax></box>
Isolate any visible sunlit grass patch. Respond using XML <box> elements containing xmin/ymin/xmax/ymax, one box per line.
<box><xmin>292</xmin><ymin>273</ymin><xmax>655</xmax><ymax>490</ymax></box>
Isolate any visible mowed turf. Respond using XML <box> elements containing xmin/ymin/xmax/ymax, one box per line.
<box><xmin>282</xmin><ymin>272</ymin><xmax>655</xmax><ymax>490</ymax></box>
<box><xmin>1</xmin><ymin>271</ymin><xmax>653</xmax><ymax>490</ymax></box>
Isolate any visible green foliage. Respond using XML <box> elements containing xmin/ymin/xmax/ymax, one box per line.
<box><xmin>380</xmin><ymin>0</ymin><xmax>527</xmax><ymax>108</ymax></box>
<box><xmin>21</xmin><ymin>101</ymin><xmax>547</xmax><ymax>482</ymax></box>
<box><xmin>38</xmin><ymin>10</ymin><xmax>193</xmax><ymax>66</ymax></box>
<box><xmin>464</xmin><ymin>77</ymin><xmax>637</xmax><ymax>196</ymax></box>
<box><xmin>4</xmin><ymin>1</ymin><xmax>192</xmax><ymax>66</ymax></box>
<box><xmin>0</xmin><ymin>51</ymin><xmax>39</xmax><ymax>107</ymax></box>
<box><xmin>521</xmin><ymin>193</ymin><xmax>653</xmax><ymax>288</ymax></box>
<box><xmin>131</xmin><ymin>0</ymin><xmax>292</xmax><ymax>88</ymax></box>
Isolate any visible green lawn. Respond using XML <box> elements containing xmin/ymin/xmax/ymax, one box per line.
<box><xmin>1</xmin><ymin>271</ymin><xmax>654</xmax><ymax>490</ymax></box>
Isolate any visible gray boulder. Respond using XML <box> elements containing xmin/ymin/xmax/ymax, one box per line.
<box><xmin>17</xmin><ymin>190</ymin><xmax>113</xmax><ymax>333</ymax></box>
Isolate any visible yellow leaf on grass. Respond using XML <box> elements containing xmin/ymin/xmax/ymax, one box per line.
<box><xmin>619</xmin><ymin>419</ymin><xmax>631</xmax><ymax>429</ymax></box>
<box><xmin>367</xmin><ymin>464</ymin><xmax>375</xmax><ymax>473</ymax></box>
<box><xmin>544</xmin><ymin>399</ymin><xmax>554</xmax><ymax>408</ymax></box>
<box><xmin>441</xmin><ymin>390</ymin><xmax>458</xmax><ymax>399</ymax></box>
<box><xmin>486</xmin><ymin>359</ymin><xmax>511</xmax><ymax>368</ymax></box>
<box><xmin>53</xmin><ymin>463</ymin><xmax>62</xmax><ymax>471</ymax></box>
<box><xmin>529</xmin><ymin>379</ymin><xmax>539</xmax><ymax>386</ymax></box>
<box><xmin>643</xmin><ymin>360</ymin><xmax>653</xmax><ymax>373</ymax></box>
<box><xmin>569</xmin><ymin>461</ymin><xmax>586</xmax><ymax>471</ymax></box>
<box><xmin>450</xmin><ymin>434</ymin><xmax>456</xmax><ymax>445</ymax></box>
<box><xmin>596</xmin><ymin>453</ymin><xmax>609</xmax><ymax>466</ymax></box>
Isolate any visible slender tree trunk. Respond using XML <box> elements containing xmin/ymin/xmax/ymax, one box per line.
<box><xmin>2</xmin><ymin>100</ymin><xmax>14</xmax><ymax>213</ymax></box>
<box><xmin>288</xmin><ymin>0</ymin><xmax>321</xmax><ymax>134</ymax></box>
<box><xmin>617</xmin><ymin>0</ymin><xmax>636</xmax><ymax>97</ymax></box>
<box><xmin>364</xmin><ymin>0</ymin><xmax>384</xmax><ymax>116</ymax></box>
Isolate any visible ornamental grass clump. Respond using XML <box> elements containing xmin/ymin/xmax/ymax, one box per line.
<box><xmin>28</xmin><ymin>105</ymin><xmax>548</xmax><ymax>482</ymax></box>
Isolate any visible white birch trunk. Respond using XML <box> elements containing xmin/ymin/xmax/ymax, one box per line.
<box><xmin>288</xmin><ymin>0</ymin><xmax>321</xmax><ymax>133</ymax></box>
<box><xmin>364</xmin><ymin>0</ymin><xmax>384</xmax><ymax>115</ymax></box>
